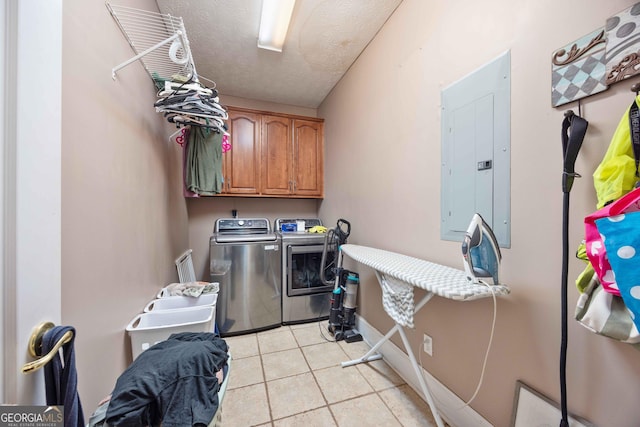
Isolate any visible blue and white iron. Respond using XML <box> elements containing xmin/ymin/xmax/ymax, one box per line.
<box><xmin>461</xmin><ymin>213</ymin><xmax>502</xmax><ymax>285</ymax></box>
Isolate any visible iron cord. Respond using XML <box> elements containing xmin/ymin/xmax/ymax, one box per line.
<box><xmin>417</xmin><ymin>281</ymin><xmax>498</xmax><ymax>410</ymax></box>
<box><xmin>459</xmin><ymin>281</ymin><xmax>497</xmax><ymax>408</ymax></box>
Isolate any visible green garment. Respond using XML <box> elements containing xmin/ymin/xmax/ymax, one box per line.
<box><xmin>186</xmin><ymin>127</ymin><xmax>223</xmax><ymax>195</ymax></box>
<box><xmin>592</xmin><ymin>95</ymin><xmax>640</xmax><ymax>208</ymax></box>
<box><xmin>574</xmin><ymin>242</ymin><xmax>592</xmax><ymax>293</ymax></box>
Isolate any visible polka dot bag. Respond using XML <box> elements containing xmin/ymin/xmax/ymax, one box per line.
<box><xmin>584</xmin><ymin>186</ymin><xmax>640</xmax><ymax>296</ymax></box>
<box><xmin>595</xmin><ymin>211</ymin><xmax>640</xmax><ymax>331</ymax></box>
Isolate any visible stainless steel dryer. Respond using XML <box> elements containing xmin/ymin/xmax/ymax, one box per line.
<box><xmin>275</xmin><ymin>218</ymin><xmax>334</xmax><ymax>324</ymax></box>
<box><xmin>210</xmin><ymin>218</ymin><xmax>281</xmax><ymax>336</ymax></box>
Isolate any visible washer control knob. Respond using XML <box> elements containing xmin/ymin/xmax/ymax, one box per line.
<box><xmin>238</xmin><ymin>220</ymin><xmax>245</xmax><ymax>226</ymax></box>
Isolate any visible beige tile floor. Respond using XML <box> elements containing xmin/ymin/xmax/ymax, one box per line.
<box><xmin>218</xmin><ymin>321</ymin><xmax>443</xmax><ymax>427</ymax></box>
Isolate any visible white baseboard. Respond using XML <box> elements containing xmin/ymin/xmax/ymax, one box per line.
<box><xmin>355</xmin><ymin>316</ymin><xmax>493</xmax><ymax>427</ymax></box>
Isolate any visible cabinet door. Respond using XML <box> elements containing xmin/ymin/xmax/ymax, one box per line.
<box><xmin>261</xmin><ymin>115</ymin><xmax>292</xmax><ymax>195</ymax></box>
<box><xmin>224</xmin><ymin>110</ymin><xmax>261</xmax><ymax>194</ymax></box>
<box><xmin>292</xmin><ymin>119</ymin><xmax>324</xmax><ymax>197</ymax></box>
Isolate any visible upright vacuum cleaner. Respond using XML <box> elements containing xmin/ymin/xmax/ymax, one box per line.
<box><xmin>559</xmin><ymin>110</ymin><xmax>587</xmax><ymax>427</ymax></box>
<box><xmin>320</xmin><ymin>219</ymin><xmax>363</xmax><ymax>342</ymax></box>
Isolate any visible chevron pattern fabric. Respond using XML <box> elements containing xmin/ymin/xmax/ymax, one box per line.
<box><xmin>380</xmin><ymin>275</ymin><xmax>415</xmax><ymax>327</ymax></box>
<box><xmin>341</xmin><ymin>244</ymin><xmax>510</xmax><ymax>303</ymax></box>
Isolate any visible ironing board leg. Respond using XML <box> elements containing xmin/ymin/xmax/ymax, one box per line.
<box><xmin>396</xmin><ymin>324</ymin><xmax>445</xmax><ymax>427</ymax></box>
<box><xmin>340</xmin><ymin>291</ymin><xmax>435</xmax><ymax>368</ymax></box>
<box><xmin>340</xmin><ymin>327</ymin><xmax>393</xmax><ymax>367</ymax></box>
<box><xmin>340</xmin><ymin>285</ymin><xmax>443</xmax><ymax>425</ymax></box>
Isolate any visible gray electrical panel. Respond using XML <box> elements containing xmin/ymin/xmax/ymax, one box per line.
<box><xmin>440</xmin><ymin>50</ymin><xmax>511</xmax><ymax>247</ymax></box>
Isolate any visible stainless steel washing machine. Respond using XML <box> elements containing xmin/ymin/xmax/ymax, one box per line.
<box><xmin>210</xmin><ymin>218</ymin><xmax>281</xmax><ymax>336</ymax></box>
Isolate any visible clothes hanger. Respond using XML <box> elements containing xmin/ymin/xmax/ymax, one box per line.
<box><xmin>162</xmin><ymin>80</ymin><xmax>213</xmax><ymax>96</ymax></box>
<box><xmin>155</xmin><ymin>91</ymin><xmax>226</xmax><ymax>123</ymax></box>
<box><xmin>155</xmin><ymin>91</ymin><xmax>220</xmax><ymax>108</ymax></box>
<box><xmin>168</xmin><ymin>127</ymin><xmax>188</xmax><ymax>145</ymax></box>
<box><xmin>157</xmin><ymin>76</ymin><xmax>228</xmax><ymax>137</ymax></box>
<box><xmin>165</xmin><ymin>113</ymin><xmax>227</xmax><ymax>133</ymax></box>
<box><xmin>157</xmin><ymin>94</ymin><xmax>226</xmax><ymax>116</ymax></box>
<box><xmin>157</xmin><ymin>100</ymin><xmax>227</xmax><ymax>119</ymax></box>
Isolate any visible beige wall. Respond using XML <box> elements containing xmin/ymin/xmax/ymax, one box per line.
<box><xmin>222</xmin><ymin>94</ymin><xmax>318</xmax><ymax>117</ymax></box>
<box><xmin>319</xmin><ymin>0</ymin><xmax>640</xmax><ymax>426</ymax></box>
<box><xmin>61</xmin><ymin>0</ymin><xmax>189</xmax><ymax>409</ymax></box>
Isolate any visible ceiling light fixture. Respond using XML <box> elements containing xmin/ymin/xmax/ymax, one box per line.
<box><xmin>257</xmin><ymin>0</ymin><xmax>296</xmax><ymax>52</ymax></box>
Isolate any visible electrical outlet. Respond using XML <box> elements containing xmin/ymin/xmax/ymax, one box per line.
<box><xmin>423</xmin><ymin>333</ymin><xmax>433</xmax><ymax>356</ymax></box>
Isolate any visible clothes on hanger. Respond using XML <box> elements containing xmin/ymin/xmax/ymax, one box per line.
<box><xmin>185</xmin><ymin>126</ymin><xmax>224</xmax><ymax>195</ymax></box>
<box><xmin>157</xmin><ymin>78</ymin><xmax>230</xmax><ymax>196</ymax></box>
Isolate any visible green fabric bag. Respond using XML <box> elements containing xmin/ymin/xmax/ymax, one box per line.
<box><xmin>575</xmin><ymin>267</ymin><xmax>640</xmax><ymax>347</ymax></box>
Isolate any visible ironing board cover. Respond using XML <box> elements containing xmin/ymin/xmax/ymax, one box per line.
<box><xmin>341</xmin><ymin>244</ymin><xmax>510</xmax><ymax>326</ymax></box>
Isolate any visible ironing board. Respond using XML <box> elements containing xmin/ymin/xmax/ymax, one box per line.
<box><xmin>340</xmin><ymin>244</ymin><xmax>510</xmax><ymax>427</ymax></box>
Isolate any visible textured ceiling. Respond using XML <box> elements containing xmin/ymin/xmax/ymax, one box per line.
<box><xmin>155</xmin><ymin>0</ymin><xmax>403</xmax><ymax>108</ymax></box>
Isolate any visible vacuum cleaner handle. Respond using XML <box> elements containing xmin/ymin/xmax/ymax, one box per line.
<box><xmin>336</xmin><ymin>218</ymin><xmax>351</xmax><ymax>242</ymax></box>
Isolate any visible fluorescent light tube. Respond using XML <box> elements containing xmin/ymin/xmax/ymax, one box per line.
<box><xmin>258</xmin><ymin>0</ymin><xmax>296</xmax><ymax>52</ymax></box>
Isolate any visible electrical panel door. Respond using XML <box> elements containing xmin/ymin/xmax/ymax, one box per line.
<box><xmin>441</xmin><ymin>51</ymin><xmax>511</xmax><ymax>247</ymax></box>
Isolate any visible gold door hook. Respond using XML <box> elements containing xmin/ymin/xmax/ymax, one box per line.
<box><xmin>21</xmin><ymin>322</ymin><xmax>73</xmax><ymax>374</ymax></box>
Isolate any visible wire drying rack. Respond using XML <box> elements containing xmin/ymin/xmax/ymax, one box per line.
<box><xmin>106</xmin><ymin>2</ymin><xmax>198</xmax><ymax>86</ymax></box>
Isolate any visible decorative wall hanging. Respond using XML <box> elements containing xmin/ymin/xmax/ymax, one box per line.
<box><xmin>552</xmin><ymin>28</ymin><xmax>607</xmax><ymax>107</ymax></box>
<box><xmin>605</xmin><ymin>2</ymin><xmax>640</xmax><ymax>85</ymax></box>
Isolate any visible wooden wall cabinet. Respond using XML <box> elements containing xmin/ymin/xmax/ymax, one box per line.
<box><xmin>220</xmin><ymin>107</ymin><xmax>324</xmax><ymax>198</ymax></box>
<box><xmin>290</xmin><ymin>119</ymin><xmax>323</xmax><ymax>197</ymax></box>
<box><xmin>261</xmin><ymin>115</ymin><xmax>292</xmax><ymax>195</ymax></box>
<box><xmin>223</xmin><ymin>110</ymin><xmax>261</xmax><ymax>194</ymax></box>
